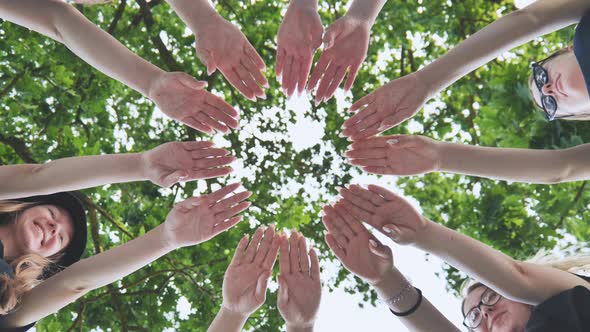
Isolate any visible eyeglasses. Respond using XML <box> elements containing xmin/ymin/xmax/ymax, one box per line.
<box><xmin>462</xmin><ymin>288</ymin><xmax>502</xmax><ymax>329</ymax></box>
<box><xmin>531</xmin><ymin>62</ymin><xmax>558</xmax><ymax>120</ymax></box>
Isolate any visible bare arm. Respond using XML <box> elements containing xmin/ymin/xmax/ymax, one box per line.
<box><xmin>416</xmin><ymin>221</ymin><xmax>589</xmax><ymax>305</ymax></box>
<box><xmin>420</xmin><ymin>0</ymin><xmax>590</xmax><ymax>97</ymax></box>
<box><xmin>0</xmin><ymin>184</ymin><xmax>250</xmax><ymax>328</ymax></box>
<box><xmin>438</xmin><ymin>141</ymin><xmax>590</xmax><ymax>184</ymax></box>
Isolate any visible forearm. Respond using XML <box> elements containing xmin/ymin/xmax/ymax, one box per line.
<box><xmin>165</xmin><ymin>0</ymin><xmax>221</xmax><ymax>33</ymax></box>
<box><xmin>207</xmin><ymin>307</ymin><xmax>248</xmax><ymax>332</ymax></box>
<box><xmin>417</xmin><ymin>0</ymin><xmax>589</xmax><ymax>98</ymax></box>
<box><xmin>372</xmin><ymin>268</ymin><xmax>460</xmax><ymax>332</ymax></box>
<box><xmin>2</xmin><ymin>225</ymin><xmax>175</xmax><ymax>327</ymax></box>
<box><xmin>287</xmin><ymin>325</ymin><xmax>314</xmax><ymax>332</ymax></box>
<box><xmin>437</xmin><ymin>141</ymin><xmax>590</xmax><ymax>184</ymax></box>
<box><xmin>0</xmin><ymin>153</ymin><xmax>145</xmax><ymax>200</ymax></box>
<box><xmin>345</xmin><ymin>0</ymin><xmax>386</xmax><ymax>26</ymax></box>
<box><xmin>0</xmin><ymin>0</ymin><xmax>163</xmax><ymax>96</ymax></box>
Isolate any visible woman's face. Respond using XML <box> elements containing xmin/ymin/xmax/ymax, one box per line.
<box><xmin>531</xmin><ymin>51</ymin><xmax>590</xmax><ymax>118</ymax></box>
<box><xmin>11</xmin><ymin>205</ymin><xmax>75</xmax><ymax>258</ymax></box>
<box><xmin>463</xmin><ymin>286</ymin><xmax>532</xmax><ymax>332</ymax></box>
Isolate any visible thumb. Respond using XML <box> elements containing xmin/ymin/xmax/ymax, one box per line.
<box><xmin>323</xmin><ymin>21</ymin><xmax>343</xmax><ymax>50</ymax></box>
<box><xmin>178</xmin><ymin>75</ymin><xmax>208</xmax><ymax>90</ymax></box>
<box><xmin>255</xmin><ymin>271</ymin><xmax>271</xmax><ymax>301</ymax></box>
<box><xmin>160</xmin><ymin>170</ymin><xmax>188</xmax><ymax>188</ymax></box>
<box><xmin>381</xmin><ymin>224</ymin><xmax>407</xmax><ymax>243</ymax></box>
<box><xmin>196</xmin><ymin>45</ymin><xmax>217</xmax><ymax>76</ymax></box>
<box><xmin>277</xmin><ymin>275</ymin><xmax>289</xmax><ymax>308</ymax></box>
<box><xmin>368</xmin><ymin>238</ymin><xmax>392</xmax><ymax>259</ymax></box>
<box><xmin>311</xmin><ymin>24</ymin><xmax>324</xmax><ymax>50</ymax></box>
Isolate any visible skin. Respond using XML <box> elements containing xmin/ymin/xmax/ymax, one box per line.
<box><xmin>463</xmin><ymin>286</ymin><xmax>531</xmax><ymax>332</ymax></box>
<box><xmin>530</xmin><ymin>50</ymin><xmax>590</xmax><ymax>118</ymax></box>
<box><xmin>1</xmin><ymin>204</ymin><xmax>74</xmax><ymax>259</ymax></box>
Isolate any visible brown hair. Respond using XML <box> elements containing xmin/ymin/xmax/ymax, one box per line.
<box><xmin>0</xmin><ymin>201</ymin><xmax>57</xmax><ymax>315</ymax></box>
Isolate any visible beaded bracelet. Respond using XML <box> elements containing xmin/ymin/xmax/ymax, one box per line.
<box><xmin>381</xmin><ymin>280</ymin><xmax>423</xmax><ymax>317</ymax></box>
<box><xmin>389</xmin><ymin>287</ymin><xmax>423</xmax><ymax>317</ymax></box>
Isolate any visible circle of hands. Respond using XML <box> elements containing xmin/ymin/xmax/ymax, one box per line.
<box><xmin>140</xmin><ymin>0</ymin><xmax>444</xmax><ymax>329</ymax></box>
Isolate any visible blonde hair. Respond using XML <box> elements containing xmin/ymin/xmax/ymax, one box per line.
<box><xmin>0</xmin><ymin>201</ymin><xmax>57</xmax><ymax>315</ymax></box>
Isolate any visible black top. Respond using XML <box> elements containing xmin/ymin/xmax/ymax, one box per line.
<box><xmin>574</xmin><ymin>10</ymin><xmax>590</xmax><ymax>97</ymax></box>
<box><xmin>525</xmin><ymin>274</ymin><xmax>590</xmax><ymax>332</ymax></box>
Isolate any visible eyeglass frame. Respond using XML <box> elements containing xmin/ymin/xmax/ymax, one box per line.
<box><xmin>462</xmin><ymin>287</ymin><xmax>502</xmax><ymax>329</ymax></box>
<box><xmin>531</xmin><ymin>52</ymin><xmax>590</xmax><ymax>121</ymax></box>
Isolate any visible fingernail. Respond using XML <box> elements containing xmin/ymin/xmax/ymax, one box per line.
<box><xmin>387</xmin><ymin>139</ymin><xmax>399</xmax><ymax>145</ymax></box>
<box><xmin>264</xmin><ymin>82</ymin><xmax>270</xmax><ymax>89</ymax></box>
<box><xmin>259</xmin><ymin>93</ymin><xmax>267</xmax><ymax>100</ymax></box>
<box><xmin>314</xmin><ymin>99</ymin><xmax>320</xmax><ymax>107</ymax></box>
<box><xmin>382</xmin><ymin>226</ymin><xmax>392</xmax><ymax>234</ymax></box>
<box><xmin>334</xmin><ymin>186</ymin><xmax>344</xmax><ymax>192</ymax></box>
<box><xmin>378</xmin><ymin>125</ymin><xmax>388</xmax><ymax>132</ymax></box>
<box><xmin>369</xmin><ymin>239</ymin><xmax>378</xmax><ymax>248</ymax></box>
<box><xmin>338</xmin><ymin>131</ymin><xmax>347</xmax><ymax>138</ymax></box>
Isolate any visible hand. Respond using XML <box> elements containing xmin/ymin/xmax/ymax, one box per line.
<box><xmin>222</xmin><ymin>225</ymin><xmax>280</xmax><ymax>316</ymax></box>
<box><xmin>147</xmin><ymin>72</ymin><xmax>239</xmax><ymax>134</ymax></box>
<box><xmin>276</xmin><ymin>0</ymin><xmax>323</xmax><ymax>97</ymax></box>
<box><xmin>307</xmin><ymin>15</ymin><xmax>370</xmax><ymax>105</ymax></box>
<box><xmin>335</xmin><ymin>184</ymin><xmax>428</xmax><ymax>245</ymax></box>
<box><xmin>195</xmin><ymin>15</ymin><xmax>268</xmax><ymax>101</ymax></box>
<box><xmin>341</xmin><ymin>73</ymin><xmax>428</xmax><ymax>140</ymax></box>
<box><xmin>322</xmin><ymin>204</ymin><xmax>393</xmax><ymax>286</ymax></box>
<box><xmin>277</xmin><ymin>231</ymin><xmax>321</xmax><ymax>330</ymax></box>
<box><xmin>141</xmin><ymin>141</ymin><xmax>235</xmax><ymax>187</ymax></box>
<box><xmin>344</xmin><ymin>135</ymin><xmax>440</xmax><ymax>175</ymax></box>
<box><xmin>163</xmin><ymin>183</ymin><xmax>251</xmax><ymax>248</ymax></box>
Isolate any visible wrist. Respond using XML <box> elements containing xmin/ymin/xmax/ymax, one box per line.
<box><xmin>345</xmin><ymin>0</ymin><xmax>385</xmax><ymax>27</ymax></box>
<box><xmin>370</xmin><ymin>268</ymin><xmax>407</xmax><ymax>298</ymax></box>
<box><xmin>219</xmin><ymin>305</ymin><xmax>249</xmax><ymax>322</ymax></box>
<box><xmin>152</xmin><ymin>224</ymin><xmax>180</xmax><ymax>252</ymax></box>
<box><xmin>291</xmin><ymin>0</ymin><xmax>318</xmax><ymax>9</ymax></box>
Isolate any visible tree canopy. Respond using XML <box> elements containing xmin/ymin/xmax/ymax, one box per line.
<box><xmin>1</xmin><ymin>0</ymin><xmax>588</xmax><ymax>330</ymax></box>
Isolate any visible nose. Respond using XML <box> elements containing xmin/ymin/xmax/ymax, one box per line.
<box><xmin>481</xmin><ymin>305</ymin><xmax>495</xmax><ymax>319</ymax></box>
<box><xmin>541</xmin><ymin>82</ymin><xmax>556</xmax><ymax>96</ymax></box>
<box><xmin>47</xmin><ymin>220</ymin><xmax>59</xmax><ymax>237</ymax></box>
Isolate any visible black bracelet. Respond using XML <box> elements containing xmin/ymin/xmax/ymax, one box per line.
<box><xmin>389</xmin><ymin>287</ymin><xmax>422</xmax><ymax>317</ymax></box>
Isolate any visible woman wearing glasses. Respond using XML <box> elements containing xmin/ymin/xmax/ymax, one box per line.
<box><xmin>324</xmin><ymin>184</ymin><xmax>590</xmax><ymax>331</ymax></box>
<box><xmin>341</xmin><ymin>0</ymin><xmax>590</xmax><ymax>185</ymax></box>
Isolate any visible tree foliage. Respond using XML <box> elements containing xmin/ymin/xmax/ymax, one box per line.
<box><xmin>0</xmin><ymin>0</ymin><xmax>588</xmax><ymax>330</ymax></box>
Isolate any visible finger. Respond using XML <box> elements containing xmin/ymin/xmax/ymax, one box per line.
<box><xmin>244</xmin><ymin>226</ymin><xmax>265</xmax><ymax>263</ymax></box>
<box><xmin>190</xmin><ymin>167</ymin><xmax>233</xmax><ymax>179</ymax></box>
<box><xmin>205</xmin><ymin>93</ymin><xmax>239</xmax><ymax>118</ymax></box>
<box><xmin>382</xmin><ymin>223</ymin><xmax>404</xmax><ymax>242</ymax></box>
<box><xmin>242</xmin><ymin>53</ymin><xmax>269</xmax><ymax>89</ymax></box>
<box><xmin>349</xmin><ymin>122</ymin><xmax>382</xmax><ymax>141</ymax></box>
<box><xmin>279</xmin><ymin>235</ymin><xmax>290</xmax><ymax>274</ymax></box>
<box><xmin>202</xmin><ymin>106</ymin><xmax>239</xmax><ymax>130</ymax></box>
<box><xmin>307</xmin><ymin>52</ymin><xmax>330</xmax><ymax>93</ymax></box>
<box><xmin>236</xmin><ymin>63</ymin><xmax>265</xmax><ymax>99</ymax></box>
<box><xmin>367</xmin><ymin>184</ymin><xmax>400</xmax><ymax>201</ymax></box>
<box><xmin>309</xmin><ymin>247</ymin><xmax>320</xmax><ymax>280</ymax></box>
<box><xmin>214</xmin><ymin>201</ymin><xmax>251</xmax><ymax>221</ymax></box>
<box><xmin>182</xmin><ymin>116</ymin><xmax>214</xmax><ymax>134</ymax></box>
<box><xmin>196</xmin><ymin>46</ymin><xmax>217</xmax><ymax>76</ymax></box>
<box><xmin>205</xmin><ymin>183</ymin><xmax>242</xmax><ymax>203</ymax></box>
<box><xmin>324</xmin><ymin>65</ymin><xmax>347</xmax><ymax>100</ymax></box>
<box><xmin>322</xmin><ymin>22</ymin><xmax>340</xmax><ymax>50</ymax></box>
<box><xmin>178</xmin><ymin>75</ymin><xmax>208</xmax><ymax>90</ymax></box>
<box><xmin>298</xmin><ymin>235</ymin><xmax>310</xmax><ymax>274</ymax></box>
<box><xmin>298</xmin><ymin>54</ymin><xmax>313</xmax><ymax>95</ymax></box>
<box><xmin>339</xmin><ymin>186</ymin><xmax>376</xmax><ymax>212</ymax></box>
<box><xmin>282</xmin><ymin>55</ymin><xmax>295</xmax><ymax>97</ymax></box>
<box><xmin>344</xmin><ymin>62</ymin><xmax>361</xmax><ymax>92</ymax></box>
<box><xmin>177</xmin><ymin>196</ymin><xmax>204</xmax><ymax>210</ymax></box>
<box><xmin>231</xmin><ymin>234</ymin><xmax>250</xmax><ymax>265</ymax></box>
<box><xmin>330</xmin><ymin>203</ymin><xmax>358</xmax><ymax>238</ymax></box>
<box><xmin>221</xmin><ymin>66</ymin><xmax>255</xmax><ymax>101</ymax></box>
<box><xmin>324</xmin><ymin>205</ymin><xmax>354</xmax><ymax>239</ymax></box>
<box><xmin>339</xmin><ymin>198</ymin><xmax>373</xmax><ymax>222</ymax></box>
<box><xmin>289</xmin><ymin>231</ymin><xmax>300</xmax><ymax>273</ymax></box>
<box><xmin>349</xmin><ymin>137</ymin><xmax>389</xmax><ymax>150</ymax></box>
<box><xmin>254</xmin><ymin>225</ymin><xmax>276</xmax><ymax>265</ymax></box>
<box><xmin>349</xmin><ymin>93</ymin><xmax>375</xmax><ymax>113</ymax></box>
<box><xmin>321</xmin><ymin>207</ymin><xmax>344</xmax><ymax>235</ymax></box>
<box><xmin>212</xmin><ymin>191</ymin><xmax>252</xmax><ymax>212</ymax></box>
<box><xmin>368</xmin><ymin>237</ymin><xmax>392</xmax><ymax>259</ymax></box>
<box><xmin>325</xmin><ymin>233</ymin><xmax>346</xmax><ymax>259</ymax></box>
<box><xmin>182</xmin><ymin>141</ymin><xmax>215</xmax><ymax>151</ymax></box>
<box><xmin>349</xmin><ymin>184</ymin><xmax>386</xmax><ymax>206</ymax></box>
<box><xmin>344</xmin><ymin>147</ymin><xmax>388</xmax><ymax>159</ymax></box>
<box><xmin>212</xmin><ymin>215</ymin><xmax>242</xmax><ymax>235</ymax></box>
<box><xmin>262</xmin><ymin>235</ymin><xmax>281</xmax><ymax>270</ymax></box>
<box><xmin>343</xmin><ymin>104</ymin><xmax>378</xmax><ymax>130</ymax></box>
<box><xmin>160</xmin><ymin>170</ymin><xmax>188</xmax><ymax>188</ymax></box>
<box><xmin>255</xmin><ymin>270</ymin><xmax>271</xmax><ymax>301</ymax></box>
<box><xmin>333</xmin><ymin>201</ymin><xmax>366</xmax><ymax>235</ymax></box>
<box><xmin>195</xmin><ymin>112</ymin><xmax>230</xmax><ymax>134</ymax></box>
<box><xmin>379</xmin><ymin>112</ymin><xmax>409</xmax><ymax>131</ymax></box>
<box><xmin>195</xmin><ymin>156</ymin><xmax>236</xmax><ymax>169</ymax></box>
<box><xmin>276</xmin><ymin>47</ymin><xmax>286</xmax><ymax>78</ymax></box>
<box><xmin>315</xmin><ymin>62</ymin><xmax>338</xmax><ymax>103</ymax></box>
<box><xmin>245</xmin><ymin>43</ymin><xmax>266</xmax><ymax>71</ymax></box>
<box><xmin>288</xmin><ymin>56</ymin><xmax>300</xmax><ymax>97</ymax></box>
<box><xmin>349</xmin><ymin>158</ymin><xmax>389</xmax><ymax>167</ymax></box>
<box><xmin>191</xmin><ymin>148</ymin><xmax>230</xmax><ymax>160</ymax></box>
